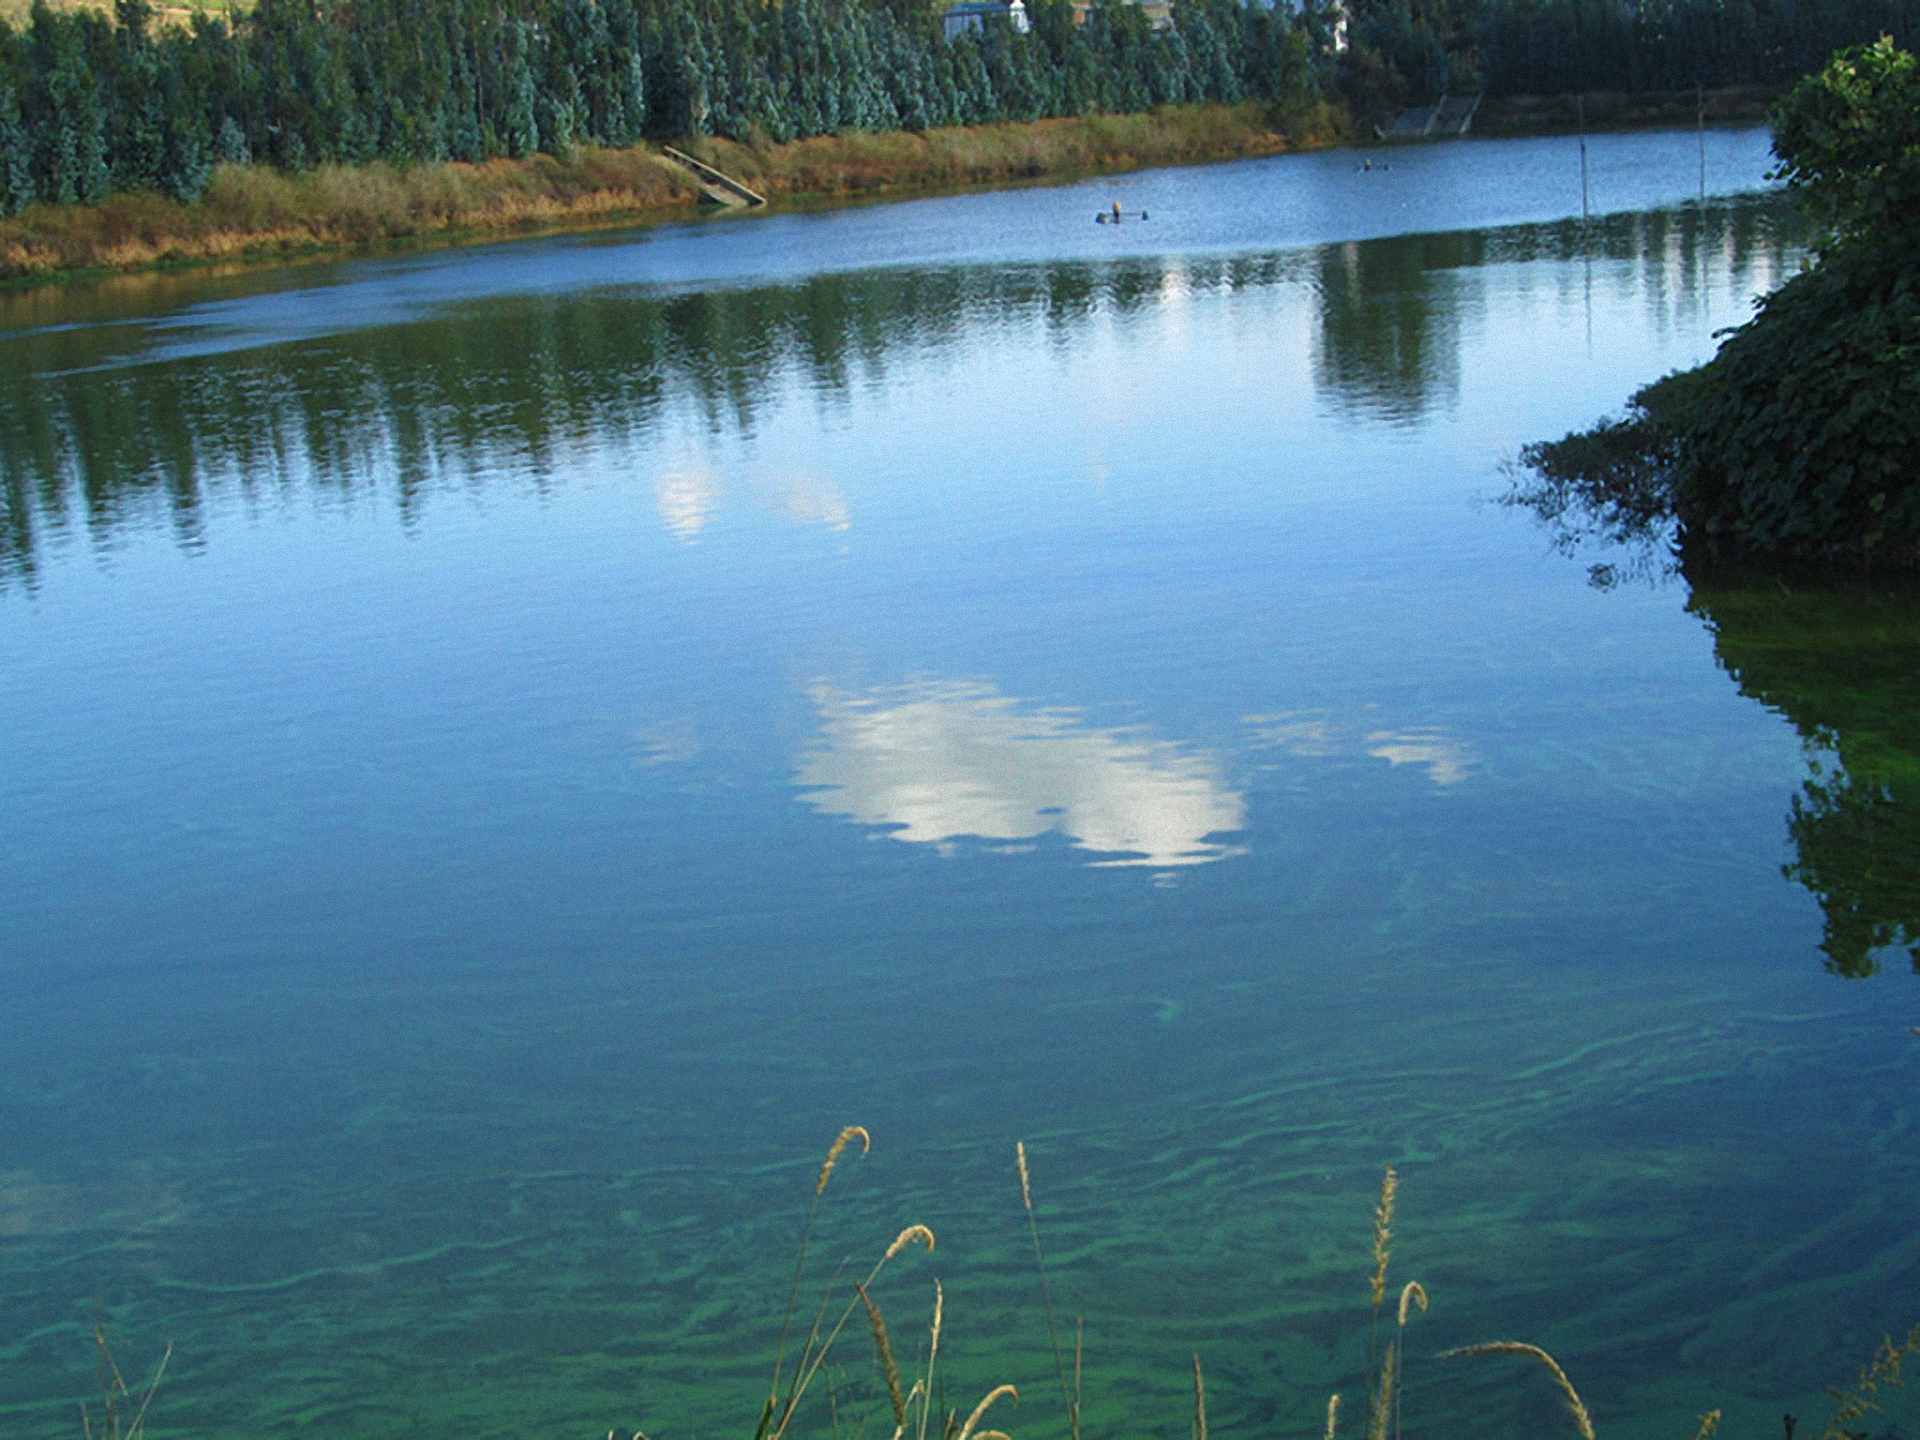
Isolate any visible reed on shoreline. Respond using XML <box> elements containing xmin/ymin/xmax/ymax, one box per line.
<box><xmin>0</xmin><ymin>101</ymin><xmax>1341</xmax><ymax>286</ymax></box>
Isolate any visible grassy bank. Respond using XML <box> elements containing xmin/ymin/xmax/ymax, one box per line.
<box><xmin>0</xmin><ymin>101</ymin><xmax>1345</xmax><ymax>285</ymax></box>
<box><xmin>0</xmin><ymin>85</ymin><xmax>1778</xmax><ymax>287</ymax></box>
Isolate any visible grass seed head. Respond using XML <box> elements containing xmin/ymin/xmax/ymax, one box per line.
<box><xmin>818</xmin><ymin>1126</ymin><xmax>872</xmax><ymax>1196</ymax></box>
<box><xmin>884</xmin><ymin>1225</ymin><xmax>936</xmax><ymax>1261</ymax></box>
<box><xmin>958</xmin><ymin>1385</ymin><xmax>1018</xmax><ymax>1440</ymax></box>
<box><xmin>1370</xmin><ymin>1166</ymin><xmax>1398</xmax><ymax>1307</ymax></box>
<box><xmin>1397</xmin><ymin>1281</ymin><xmax>1428</xmax><ymax>1328</ymax></box>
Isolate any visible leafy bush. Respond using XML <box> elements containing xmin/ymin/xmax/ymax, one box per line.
<box><xmin>1674</xmin><ymin>230</ymin><xmax>1920</xmax><ymax>563</ymax></box>
<box><xmin>1519</xmin><ymin>38</ymin><xmax>1920</xmax><ymax>568</ymax></box>
<box><xmin>1673</xmin><ymin>38</ymin><xmax>1920</xmax><ymax>564</ymax></box>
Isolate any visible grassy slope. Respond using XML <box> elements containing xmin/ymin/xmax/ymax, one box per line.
<box><xmin>0</xmin><ymin>101</ymin><xmax>1344</xmax><ymax>284</ymax></box>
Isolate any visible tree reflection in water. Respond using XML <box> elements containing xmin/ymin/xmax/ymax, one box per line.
<box><xmin>1686</xmin><ymin>563</ymin><xmax>1920</xmax><ymax>977</ymax></box>
<box><xmin>0</xmin><ymin>193</ymin><xmax>1790</xmax><ymax>588</ymax></box>
<box><xmin>1515</xmin><ymin>416</ymin><xmax>1920</xmax><ymax>979</ymax></box>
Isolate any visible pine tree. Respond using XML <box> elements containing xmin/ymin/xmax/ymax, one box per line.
<box><xmin>0</xmin><ymin>84</ymin><xmax>33</xmax><ymax>211</ymax></box>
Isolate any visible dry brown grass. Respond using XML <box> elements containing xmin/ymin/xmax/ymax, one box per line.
<box><xmin>1014</xmin><ymin>1140</ymin><xmax>1078</xmax><ymax>1440</ymax></box>
<box><xmin>681</xmin><ymin>100</ymin><xmax>1344</xmax><ymax>201</ymax></box>
<box><xmin>0</xmin><ymin>0</ymin><xmax>241</xmax><ymax>28</ymax></box>
<box><xmin>0</xmin><ymin>146</ymin><xmax>701</xmax><ymax>281</ymax></box>
<box><xmin>0</xmin><ymin>101</ymin><xmax>1349</xmax><ymax>285</ymax></box>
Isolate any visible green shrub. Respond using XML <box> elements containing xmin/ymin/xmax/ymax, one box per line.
<box><xmin>1674</xmin><ymin>228</ymin><xmax>1920</xmax><ymax>563</ymax></box>
<box><xmin>1521</xmin><ymin>38</ymin><xmax>1920</xmax><ymax>568</ymax></box>
<box><xmin>1672</xmin><ymin>38</ymin><xmax>1920</xmax><ymax>564</ymax></box>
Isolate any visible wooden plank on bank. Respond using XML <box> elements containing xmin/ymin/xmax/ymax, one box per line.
<box><xmin>661</xmin><ymin>146</ymin><xmax>768</xmax><ymax>207</ymax></box>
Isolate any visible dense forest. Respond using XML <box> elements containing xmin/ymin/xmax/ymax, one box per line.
<box><xmin>0</xmin><ymin>0</ymin><xmax>1311</xmax><ymax>208</ymax></box>
<box><xmin>0</xmin><ymin>0</ymin><xmax>1914</xmax><ymax>212</ymax></box>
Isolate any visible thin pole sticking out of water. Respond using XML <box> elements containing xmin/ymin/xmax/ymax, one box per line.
<box><xmin>1577</xmin><ymin>91</ymin><xmax>1590</xmax><ymax>227</ymax></box>
<box><xmin>1697</xmin><ymin>83</ymin><xmax>1707</xmax><ymax>204</ymax></box>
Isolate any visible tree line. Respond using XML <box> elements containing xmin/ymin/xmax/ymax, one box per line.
<box><xmin>0</xmin><ymin>0</ymin><xmax>1311</xmax><ymax>209</ymax></box>
<box><xmin>0</xmin><ymin>0</ymin><xmax>1915</xmax><ymax>213</ymax></box>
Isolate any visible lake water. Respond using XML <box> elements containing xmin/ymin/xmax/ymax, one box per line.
<box><xmin>5</xmin><ymin>126</ymin><xmax>1919</xmax><ymax>1440</ymax></box>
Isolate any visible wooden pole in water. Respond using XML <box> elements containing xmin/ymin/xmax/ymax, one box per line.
<box><xmin>1577</xmin><ymin>91</ymin><xmax>1590</xmax><ymax>227</ymax></box>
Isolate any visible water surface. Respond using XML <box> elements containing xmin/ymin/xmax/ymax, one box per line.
<box><xmin>6</xmin><ymin>127</ymin><xmax>1918</xmax><ymax>1440</ymax></box>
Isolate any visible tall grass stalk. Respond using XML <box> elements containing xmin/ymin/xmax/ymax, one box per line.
<box><xmin>956</xmin><ymin>1383</ymin><xmax>1017</xmax><ymax>1440</ymax></box>
<box><xmin>772</xmin><ymin>1227</ymin><xmax>936</xmax><ymax>1440</ymax></box>
<box><xmin>1439</xmin><ymin>1342</ymin><xmax>1595</xmax><ymax>1440</ymax></box>
<box><xmin>1393</xmin><ymin>1281</ymin><xmax>1427</xmax><ymax>1440</ymax></box>
<box><xmin>1073</xmin><ymin>1317</ymin><xmax>1083</xmax><ymax>1435</ymax></box>
<box><xmin>1822</xmin><ymin>1322</ymin><xmax>1920</xmax><ymax>1440</ymax></box>
<box><xmin>765</xmin><ymin>1125</ymin><xmax>870</xmax><ymax>1437</ymax></box>
<box><xmin>1015</xmin><ymin>1141</ymin><xmax>1077</xmax><ymax>1440</ymax></box>
<box><xmin>1365</xmin><ymin>1346</ymin><xmax>1395</xmax><ymax>1440</ymax></box>
<box><xmin>80</xmin><ymin>1325</ymin><xmax>169</xmax><ymax>1440</ymax></box>
<box><xmin>915</xmin><ymin>1281</ymin><xmax>944</xmax><ymax>1440</ymax></box>
<box><xmin>1365</xmin><ymin>1166</ymin><xmax>1397</xmax><ymax>1427</ymax></box>
<box><xmin>855</xmin><ymin>1282</ymin><xmax>907</xmax><ymax>1434</ymax></box>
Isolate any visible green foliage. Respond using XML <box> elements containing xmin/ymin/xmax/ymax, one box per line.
<box><xmin>1671</xmin><ymin>230</ymin><xmax>1920</xmax><ymax>564</ymax></box>
<box><xmin>1513</xmin><ymin>365</ymin><xmax>1704</xmax><ymax>551</ymax></box>
<box><xmin>1518</xmin><ymin>40</ymin><xmax>1920</xmax><ymax>569</ymax></box>
<box><xmin>1666</xmin><ymin>41</ymin><xmax>1920</xmax><ymax>563</ymax></box>
<box><xmin>1772</xmin><ymin>34</ymin><xmax>1920</xmax><ymax>246</ymax></box>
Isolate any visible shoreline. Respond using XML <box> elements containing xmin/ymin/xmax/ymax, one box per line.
<box><xmin>0</xmin><ymin>90</ymin><xmax>1773</xmax><ymax>291</ymax></box>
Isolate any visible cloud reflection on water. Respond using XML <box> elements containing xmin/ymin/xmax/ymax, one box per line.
<box><xmin>1244</xmin><ymin>711</ymin><xmax>1477</xmax><ymax>786</ymax></box>
<box><xmin>796</xmin><ymin>680</ymin><xmax>1245</xmax><ymax>869</ymax></box>
<box><xmin>1366</xmin><ymin>729</ymin><xmax>1477</xmax><ymax>786</ymax></box>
